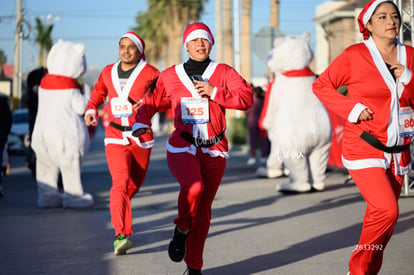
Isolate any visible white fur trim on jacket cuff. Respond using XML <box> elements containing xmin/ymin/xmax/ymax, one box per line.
<box><xmin>132</xmin><ymin>122</ymin><xmax>149</xmax><ymax>132</ymax></box>
<box><xmin>210</xmin><ymin>87</ymin><xmax>218</xmax><ymax>100</ymax></box>
<box><xmin>138</xmin><ymin>139</ymin><xmax>154</xmax><ymax>149</ymax></box>
<box><xmin>85</xmin><ymin>109</ymin><xmax>96</xmax><ymax>117</ymax></box>
<box><xmin>348</xmin><ymin>103</ymin><xmax>368</xmax><ymax>123</ymax></box>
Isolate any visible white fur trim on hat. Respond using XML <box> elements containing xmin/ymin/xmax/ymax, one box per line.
<box><xmin>121</xmin><ymin>33</ymin><xmax>144</xmax><ymax>54</ymax></box>
<box><xmin>184</xmin><ymin>30</ymin><xmax>213</xmax><ymax>46</ymax></box>
<box><xmin>362</xmin><ymin>0</ymin><xmax>388</xmax><ymax>26</ymax></box>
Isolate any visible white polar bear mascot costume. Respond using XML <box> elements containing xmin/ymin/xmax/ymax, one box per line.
<box><xmin>263</xmin><ymin>32</ymin><xmax>332</xmax><ymax>193</ymax></box>
<box><xmin>31</xmin><ymin>39</ymin><xmax>94</xmax><ymax>208</ymax></box>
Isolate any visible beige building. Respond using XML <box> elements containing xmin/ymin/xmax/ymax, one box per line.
<box><xmin>313</xmin><ymin>0</ymin><xmax>413</xmax><ymax>74</ymax></box>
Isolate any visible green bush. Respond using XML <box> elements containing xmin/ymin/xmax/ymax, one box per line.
<box><xmin>227</xmin><ymin>116</ymin><xmax>247</xmax><ymax>145</ymax></box>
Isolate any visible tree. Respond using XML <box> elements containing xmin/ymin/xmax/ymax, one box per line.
<box><xmin>223</xmin><ymin>0</ymin><xmax>233</xmax><ymax>67</ymax></box>
<box><xmin>0</xmin><ymin>49</ymin><xmax>6</xmax><ymax>80</ymax></box>
<box><xmin>133</xmin><ymin>0</ymin><xmax>206</xmax><ymax>69</ymax></box>
<box><xmin>133</xmin><ymin>1</ymin><xmax>165</xmax><ymax>65</ymax></box>
<box><xmin>34</xmin><ymin>17</ymin><xmax>53</xmax><ymax>67</ymax></box>
<box><xmin>240</xmin><ymin>0</ymin><xmax>251</xmax><ymax>81</ymax></box>
<box><xmin>215</xmin><ymin>0</ymin><xmax>223</xmax><ymax>62</ymax></box>
<box><xmin>0</xmin><ymin>49</ymin><xmax>6</xmax><ymax>68</ymax></box>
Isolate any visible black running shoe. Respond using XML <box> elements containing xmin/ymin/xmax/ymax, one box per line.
<box><xmin>168</xmin><ymin>226</ymin><xmax>188</xmax><ymax>262</ymax></box>
<box><xmin>183</xmin><ymin>265</ymin><xmax>202</xmax><ymax>275</ymax></box>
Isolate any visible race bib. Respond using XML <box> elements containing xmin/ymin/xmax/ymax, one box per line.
<box><xmin>181</xmin><ymin>97</ymin><xmax>209</xmax><ymax>124</ymax></box>
<box><xmin>111</xmin><ymin>97</ymin><xmax>133</xmax><ymax>118</ymax></box>
<box><xmin>399</xmin><ymin>106</ymin><xmax>414</xmax><ymax>137</ymax></box>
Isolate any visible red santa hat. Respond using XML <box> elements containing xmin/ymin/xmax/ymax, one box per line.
<box><xmin>358</xmin><ymin>0</ymin><xmax>391</xmax><ymax>40</ymax></box>
<box><xmin>120</xmin><ymin>32</ymin><xmax>146</xmax><ymax>59</ymax></box>
<box><xmin>182</xmin><ymin>22</ymin><xmax>214</xmax><ymax>46</ymax></box>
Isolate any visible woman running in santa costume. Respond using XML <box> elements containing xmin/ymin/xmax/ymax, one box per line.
<box><xmin>313</xmin><ymin>1</ymin><xmax>414</xmax><ymax>274</ymax></box>
<box><xmin>133</xmin><ymin>22</ymin><xmax>253</xmax><ymax>275</ymax></box>
<box><xmin>84</xmin><ymin>32</ymin><xmax>160</xmax><ymax>255</ymax></box>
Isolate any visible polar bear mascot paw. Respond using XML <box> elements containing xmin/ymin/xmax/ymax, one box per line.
<box><xmin>37</xmin><ymin>193</ymin><xmax>62</xmax><ymax>208</ymax></box>
<box><xmin>256</xmin><ymin>166</ymin><xmax>289</xmax><ymax>179</ymax></box>
<box><xmin>31</xmin><ymin>39</ymin><xmax>93</xmax><ymax>208</ymax></box>
<box><xmin>276</xmin><ymin>181</ymin><xmax>312</xmax><ymax>193</ymax></box>
<box><xmin>263</xmin><ymin>32</ymin><xmax>332</xmax><ymax>194</ymax></box>
<box><xmin>62</xmin><ymin>193</ymin><xmax>94</xmax><ymax>208</ymax></box>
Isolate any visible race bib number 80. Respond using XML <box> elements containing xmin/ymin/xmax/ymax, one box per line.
<box><xmin>399</xmin><ymin>106</ymin><xmax>414</xmax><ymax>137</ymax></box>
<box><xmin>181</xmin><ymin>97</ymin><xmax>209</xmax><ymax>124</ymax></box>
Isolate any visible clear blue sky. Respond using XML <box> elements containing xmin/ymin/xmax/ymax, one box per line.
<box><xmin>0</xmin><ymin>0</ymin><xmax>325</xmax><ymax>78</ymax></box>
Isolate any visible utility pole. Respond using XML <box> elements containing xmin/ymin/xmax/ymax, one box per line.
<box><xmin>270</xmin><ymin>0</ymin><xmax>280</xmax><ymax>28</ymax></box>
<box><xmin>394</xmin><ymin>0</ymin><xmax>414</xmax><ymax>46</ymax></box>
<box><xmin>395</xmin><ymin>0</ymin><xmax>414</xmax><ymax>197</ymax></box>
<box><xmin>12</xmin><ymin>0</ymin><xmax>23</xmax><ymax>109</ymax></box>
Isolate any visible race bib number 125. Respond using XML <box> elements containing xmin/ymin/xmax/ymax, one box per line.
<box><xmin>181</xmin><ymin>97</ymin><xmax>209</xmax><ymax>124</ymax></box>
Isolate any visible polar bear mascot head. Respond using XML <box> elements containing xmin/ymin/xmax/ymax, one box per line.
<box><xmin>47</xmin><ymin>39</ymin><xmax>87</xmax><ymax>79</ymax></box>
<box><xmin>267</xmin><ymin>32</ymin><xmax>313</xmax><ymax>74</ymax></box>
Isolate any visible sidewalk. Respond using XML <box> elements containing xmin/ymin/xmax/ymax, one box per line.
<box><xmin>1</xmin><ymin>126</ymin><xmax>413</xmax><ymax>275</ymax></box>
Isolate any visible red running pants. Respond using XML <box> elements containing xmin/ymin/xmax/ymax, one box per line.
<box><xmin>167</xmin><ymin>149</ymin><xmax>227</xmax><ymax>270</ymax></box>
<box><xmin>105</xmin><ymin>142</ymin><xmax>151</xmax><ymax>236</ymax></box>
<box><xmin>348</xmin><ymin>162</ymin><xmax>403</xmax><ymax>275</ymax></box>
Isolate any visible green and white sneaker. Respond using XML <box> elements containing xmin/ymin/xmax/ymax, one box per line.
<box><xmin>113</xmin><ymin>234</ymin><xmax>132</xmax><ymax>255</ymax></box>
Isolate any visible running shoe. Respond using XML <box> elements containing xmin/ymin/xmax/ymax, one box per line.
<box><xmin>113</xmin><ymin>234</ymin><xmax>132</xmax><ymax>255</ymax></box>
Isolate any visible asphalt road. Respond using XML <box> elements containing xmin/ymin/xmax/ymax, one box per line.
<box><xmin>1</xmin><ymin>125</ymin><xmax>413</xmax><ymax>275</ymax></box>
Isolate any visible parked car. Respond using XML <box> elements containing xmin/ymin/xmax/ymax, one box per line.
<box><xmin>7</xmin><ymin>108</ymin><xmax>30</xmax><ymax>155</ymax></box>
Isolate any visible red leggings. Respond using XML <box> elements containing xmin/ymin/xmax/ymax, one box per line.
<box><xmin>167</xmin><ymin>149</ymin><xmax>226</xmax><ymax>270</ymax></box>
<box><xmin>106</xmin><ymin>142</ymin><xmax>151</xmax><ymax>236</ymax></box>
<box><xmin>348</xmin><ymin>164</ymin><xmax>403</xmax><ymax>275</ymax></box>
